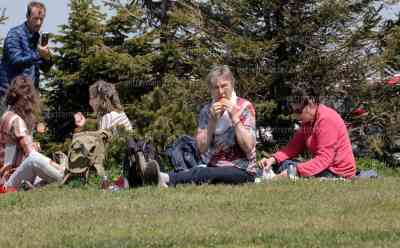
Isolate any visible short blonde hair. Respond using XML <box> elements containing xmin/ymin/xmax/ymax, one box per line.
<box><xmin>206</xmin><ymin>65</ymin><xmax>236</xmax><ymax>88</ymax></box>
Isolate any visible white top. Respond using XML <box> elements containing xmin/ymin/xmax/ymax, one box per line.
<box><xmin>100</xmin><ymin>111</ymin><xmax>132</xmax><ymax>134</ymax></box>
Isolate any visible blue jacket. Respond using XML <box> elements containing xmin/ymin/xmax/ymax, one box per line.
<box><xmin>165</xmin><ymin>135</ymin><xmax>204</xmax><ymax>172</ymax></box>
<box><xmin>0</xmin><ymin>22</ymin><xmax>52</xmax><ymax>96</ymax></box>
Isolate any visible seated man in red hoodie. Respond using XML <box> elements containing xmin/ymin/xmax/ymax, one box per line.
<box><xmin>258</xmin><ymin>85</ymin><xmax>356</xmax><ymax>179</ymax></box>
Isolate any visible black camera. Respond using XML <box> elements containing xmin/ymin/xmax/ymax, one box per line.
<box><xmin>41</xmin><ymin>32</ymin><xmax>49</xmax><ymax>46</ymax></box>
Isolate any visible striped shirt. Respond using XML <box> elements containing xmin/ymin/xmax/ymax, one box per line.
<box><xmin>99</xmin><ymin>111</ymin><xmax>132</xmax><ymax>134</ymax></box>
<box><xmin>0</xmin><ymin>111</ymin><xmax>34</xmax><ymax>170</ymax></box>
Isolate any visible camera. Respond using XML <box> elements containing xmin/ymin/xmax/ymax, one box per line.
<box><xmin>41</xmin><ymin>32</ymin><xmax>49</xmax><ymax>46</ymax></box>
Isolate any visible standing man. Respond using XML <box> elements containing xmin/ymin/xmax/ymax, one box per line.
<box><xmin>0</xmin><ymin>1</ymin><xmax>52</xmax><ymax>114</ymax></box>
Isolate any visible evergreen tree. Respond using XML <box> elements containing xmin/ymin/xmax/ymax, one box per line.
<box><xmin>363</xmin><ymin>11</ymin><xmax>400</xmax><ymax>161</ymax></box>
<box><xmin>45</xmin><ymin>0</ymin><xmax>160</xmax><ymax>140</ymax></box>
<box><xmin>0</xmin><ymin>8</ymin><xmax>7</xmax><ymax>54</ymax></box>
<box><xmin>197</xmin><ymin>0</ymin><xmax>382</xmax><ymax>144</ymax></box>
<box><xmin>123</xmin><ymin>0</ymin><xmax>215</xmax><ymax>147</ymax></box>
<box><xmin>380</xmin><ymin>14</ymin><xmax>400</xmax><ymax>75</ymax></box>
<box><xmin>43</xmin><ymin>0</ymin><xmax>384</xmax><ymax>153</ymax></box>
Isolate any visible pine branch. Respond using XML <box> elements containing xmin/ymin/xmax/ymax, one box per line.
<box><xmin>0</xmin><ymin>8</ymin><xmax>7</xmax><ymax>24</ymax></box>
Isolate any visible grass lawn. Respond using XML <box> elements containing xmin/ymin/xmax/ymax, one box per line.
<box><xmin>1</xmin><ymin>174</ymin><xmax>400</xmax><ymax>248</ymax></box>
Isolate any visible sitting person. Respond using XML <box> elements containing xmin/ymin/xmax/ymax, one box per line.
<box><xmin>258</xmin><ymin>85</ymin><xmax>356</xmax><ymax>179</ymax></box>
<box><xmin>74</xmin><ymin>80</ymin><xmax>132</xmax><ymax>134</ymax></box>
<box><xmin>158</xmin><ymin>65</ymin><xmax>257</xmax><ymax>186</ymax></box>
<box><xmin>0</xmin><ymin>75</ymin><xmax>65</xmax><ymax>192</ymax></box>
<box><xmin>73</xmin><ymin>80</ymin><xmax>132</xmax><ymax>189</ymax></box>
<box><xmin>1</xmin><ymin>79</ymin><xmax>133</xmax><ymax>192</ymax></box>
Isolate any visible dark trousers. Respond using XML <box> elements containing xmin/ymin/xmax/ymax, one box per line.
<box><xmin>169</xmin><ymin>166</ymin><xmax>255</xmax><ymax>186</ymax></box>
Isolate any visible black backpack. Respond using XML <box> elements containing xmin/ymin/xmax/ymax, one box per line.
<box><xmin>122</xmin><ymin>138</ymin><xmax>162</xmax><ymax>187</ymax></box>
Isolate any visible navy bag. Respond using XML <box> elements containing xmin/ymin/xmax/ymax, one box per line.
<box><xmin>165</xmin><ymin>135</ymin><xmax>203</xmax><ymax>172</ymax></box>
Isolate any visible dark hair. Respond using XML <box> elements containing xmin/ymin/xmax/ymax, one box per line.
<box><xmin>6</xmin><ymin>75</ymin><xmax>40</xmax><ymax>132</ymax></box>
<box><xmin>288</xmin><ymin>84</ymin><xmax>320</xmax><ymax>107</ymax></box>
<box><xmin>26</xmin><ymin>1</ymin><xmax>46</xmax><ymax>18</ymax></box>
<box><xmin>89</xmin><ymin>80</ymin><xmax>123</xmax><ymax>119</ymax></box>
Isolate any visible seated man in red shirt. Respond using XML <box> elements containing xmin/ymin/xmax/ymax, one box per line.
<box><xmin>258</xmin><ymin>85</ymin><xmax>356</xmax><ymax>179</ymax></box>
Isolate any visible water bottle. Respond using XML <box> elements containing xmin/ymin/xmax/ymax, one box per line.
<box><xmin>100</xmin><ymin>175</ymin><xmax>110</xmax><ymax>190</ymax></box>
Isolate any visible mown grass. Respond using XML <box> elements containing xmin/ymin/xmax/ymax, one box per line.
<box><xmin>1</xmin><ymin>175</ymin><xmax>400</xmax><ymax>248</ymax></box>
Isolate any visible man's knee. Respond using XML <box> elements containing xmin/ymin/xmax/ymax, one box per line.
<box><xmin>191</xmin><ymin>167</ymin><xmax>212</xmax><ymax>181</ymax></box>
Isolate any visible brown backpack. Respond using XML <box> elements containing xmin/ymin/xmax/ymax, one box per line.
<box><xmin>55</xmin><ymin>130</ymin><xmax>112</xmax><ymax>184</ymax></box>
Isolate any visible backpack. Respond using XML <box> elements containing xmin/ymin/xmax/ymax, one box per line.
<box><xmin>57</xmin><ymin>130</ymin><xmax>112</xmax><ymax>184</ymax></box>
<box><xmin>122</xmin><ymin>138</ymin><xmax>161</xmax><ymax>187</ymax></box>
<box><xmin>165</xmin><ymin>135</ymin><xmax>203</xmax><ymax>172</ymax></box>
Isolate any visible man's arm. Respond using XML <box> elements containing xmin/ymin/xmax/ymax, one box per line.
<box><xmin>37</xmin><ymin>44</ymin><xmax>52</xmax><ymax>73</ymax></box>
<box><xmin>273</xmin><ymin>128</ymin><xmax>306</xmax><ymax>163</ymax></box>
<box><xmin>224</xmin><ymin>100</ymin><xmax>256</xmax><ymax>156</ymax></box>
<box><xmin>196</xmin><ymin>103</ymin><xmax>223</xmax><ymax>154</ymax></box>
<box><xmin>233</xmin><ymin>118</ymin><xmax>255</xmax><ymax>156</ymax></box>
<box><xmin>295</xmin><ymin>118</ymin><xmax>338</xmax><ymax>177</ymax></box>
<box><xmin>196</xmin><ymin>121</ymin><xmax>216</xmax><ymax>154</ymax></box>
<box><xmin>4</xmin><ymin>29</ymin><xmax>41</xmax><ymax>67</ymax></box>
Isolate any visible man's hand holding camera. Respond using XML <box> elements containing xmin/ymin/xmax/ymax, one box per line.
<box><xmin>37</xmin><ymin>44</ymin><xmax>50</xmax><ymax>60</ymax></box>
<box><xmin>38</xmin><ymin>33</ymin><xmax>51</xmax><ymax>60</ymax></box>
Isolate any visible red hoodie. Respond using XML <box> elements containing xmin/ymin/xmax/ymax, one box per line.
<box><xmin>273</xmin><ymin>104</ymin><xmax>356</xmax><ymax>179</ymax></box>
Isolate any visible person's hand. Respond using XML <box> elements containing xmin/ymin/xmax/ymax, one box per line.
<box><xmin>220</xmin><ymin>99</ymin><xmax>241</xmax><ymax>123</ymax></box>
<box><xmin>37</xmin><ymin>44</ymin><xmax>51</xmax><ymax>60</ymax></box>
<box><xmin>257</xmin><ymin>157</ymin><xmax>276</xmax><ymax>171</ymax></box>
<box><xmin>0</xmin><ymin>166</ymin><xmax>14</xmax><ymax>180</ymax></box>
<box><xmin>33</xmin><ymin>142</ymin><xmax>41</xmax><ymax>152</ymax></box>
<box><xmin>36</xmin><ymin>122</ymin><xmax>47</xmax><ymax>134</ymax></box>
<box><xmin>74</xmin><ymin>112</ymin><xmax>86</xmax><ymax>128</ymax></box>
<box><xmin>209</xmin><ymin>101</ymin><xmax>225</xmax><ymax>121</ymax></box>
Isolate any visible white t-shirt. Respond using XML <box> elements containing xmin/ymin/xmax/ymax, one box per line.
<box><xmin>99</xmin><ymin>111</ymin><xmax>132</xmax><ymax>134</ymax></box>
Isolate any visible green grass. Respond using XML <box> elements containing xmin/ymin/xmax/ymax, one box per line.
<box><xmin>1</xmin><ymin>176</ymin><xmax>400</xmax><ymax>248</ymax></box>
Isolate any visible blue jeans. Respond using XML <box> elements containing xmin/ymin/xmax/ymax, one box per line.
<box><xmin>278</xmin><ymin>160</ymin><xmax>339</xmax><ymax>178</ymax></box>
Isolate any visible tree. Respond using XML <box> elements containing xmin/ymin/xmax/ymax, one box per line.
<box><xmin>196</xmin><ymin>0</ymin><xmax>382</xmax><ymax>145</ymax></box>
<box><xmin>0</xmin><ymin>8</ymin><xmax>8</xmax><ymax>54</ymax></box>
<box><xmin>43</xmin><ymin>0</ymin><xmax>384</xmax><ymax>154</ymax></box>
<box><xmin>44</xmin><ymin>0</ymin><xmax>108</xmax><ymax>140</ymax></box>
<box><xmin>380</xmin><ymin>13</ymin><xmax>400</xmax><ymax>75</ymax></box>
<box><xmin>45</xmin><ymin>0</ymin><xmax>211</xmax><ymax>150</ymax></box>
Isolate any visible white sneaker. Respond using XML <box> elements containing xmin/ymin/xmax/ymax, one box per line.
<box><xmin>255</xmin><ymin>167</ymin><xmax>276</xmax><ymax>183</ymax></box>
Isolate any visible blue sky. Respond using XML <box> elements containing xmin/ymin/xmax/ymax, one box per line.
<box><xmin>0</xmin><ymin>0</ymin><xmax>70</xmax><ymax>37</ymax></box>
<box><xmin>1</xmin><ymin>0</ymin><xmax>400</xmax><ymax>39</ymax></box>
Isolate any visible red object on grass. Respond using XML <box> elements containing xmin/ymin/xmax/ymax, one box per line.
<box><xmin>350</xmin><ymin>107</ymin><xmax>368</xmax><ymax>118</ymax></box>
<box><xmin>114</xmin><ymin>176</ymin><xmax>127</xmax><ymax>188</ymax></box>
<box><xmin>0</xmin><ymin>185</ymin><xmax>17</xmax><ymax>194</ymax></box>
<box><xmin>386</xmin><ymin>74</ymin><xmax>400</xmax><ymax>86</ymax></box>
